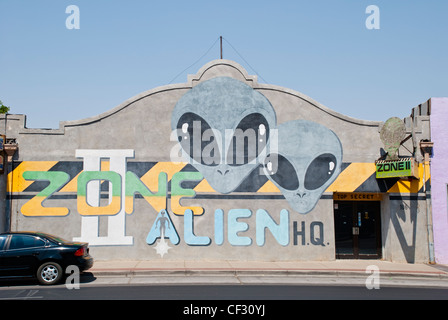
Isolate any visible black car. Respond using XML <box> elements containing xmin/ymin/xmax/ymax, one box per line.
<box><xmin>0</xmin><ymin>231</ymin><xmax>93</xmax><ymax>285</ymax></box>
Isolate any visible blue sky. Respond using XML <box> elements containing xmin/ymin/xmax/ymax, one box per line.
<box><xmin>1</xmin><ymin>0</ymin><xmax>447</xmax><ymax>128</ymax></box>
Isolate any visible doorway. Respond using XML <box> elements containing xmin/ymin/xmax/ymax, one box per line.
<box><xmin>334</xmin><ymin>201</ymin><xmax>382</xmax><ymax>259</ymax></box>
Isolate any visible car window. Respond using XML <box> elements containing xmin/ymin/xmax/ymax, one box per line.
<box><xmin>9</xmin><ymin>235</ymin><xmax>46</xmax><ymax>250</ymax></box>
<box><xmin>0</xmin><ymin>235</ymin><xmax>7</xmax><ymax>250</ymax></box>
<box><xmin>37</xmin><ymin>233</ymin><xmax>69</xmax><ymax>244</ymax></box>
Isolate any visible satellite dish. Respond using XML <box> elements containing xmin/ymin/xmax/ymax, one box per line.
<box><xmin>380</xmin><ymin>117</ymin><xmax>406</xmax><ymax>160</ymax></box>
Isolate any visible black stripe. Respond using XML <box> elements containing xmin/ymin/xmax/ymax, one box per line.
<box><xmin>126</xmin><ymin>162</ymin><xmax>158</xmax><ymax>177</ymax></box>
<box><xmin>7</xmin><ymin>193</ymin><xmax>335</xmax><ymax>201</ymax></box>
<box><xmin>22</xmin><ymin>161</ymin><xmax>84</xmax><ymax>193</ymax></box>
<box><xmin>354</xmin><ymin>172</ymin><xmax>400</xmax><ymax>193</ymax></box>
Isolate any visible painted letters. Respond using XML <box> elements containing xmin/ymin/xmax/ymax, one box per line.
<box><xmin>125</xmin><ymin>171</ymin><xmax>167</xmax><ymax>214</ymax></box>
<box><xmin>15</xmin><ymin>76</ymin><xmax>341</xmax><ymax>253</ymax></box>
<box><xmin>18</xmin><ymin>153</ymin><xmax>329</xmax><ymax>251</ymax></box>
<box><xmin>146</xmin><ymin>209</ymin><xmax>180</xmax><ymax>245</ymax></box>
<box><xmin>256</xmin><ymin>209</ymin><xmax>289</xmax><ymax>246</ymax></box>
<box><xmin>144</xmin><ymin>207</ymin><xmax>325</xmax><ymax>250</ymax></box>
<box><xmin>77</xmin><ymin>171</ymin><xmax>122</xmax><ymax>216</ymax></box>
<box><xmin>21</xmin><ymin>171</ymin><xmax>70</xmax><ymax>216</ymax></box>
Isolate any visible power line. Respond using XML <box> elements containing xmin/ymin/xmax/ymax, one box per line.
<box><xmin>168</xmin><ymin>36</ymin><xmax>268</xmax><ymax>85</ymax></box>
<box><xmin>168</xmin><ymin>37</ymin><xmax>220</xmax><ymax>84</ymax></box>
<box><xmin>222</xmin><ymin>37</ymin><xmax>268</xmax><ymax>84</ymax></box>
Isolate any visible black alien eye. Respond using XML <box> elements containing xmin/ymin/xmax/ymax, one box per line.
<box><xmin>304</xmin><ymin>154</ymin><xmax>337</xmax><ymax>190</ymax></box>
<box><xmin>177</xmin><ymin>112</ymin><xmax>220</xmax><ymax>166</ymax></box>
<box><xmin>227</xmin><ymin>113</ymin><xmax>269</xmax><ymax>166</ymax></box>
<box><xmin>264</xmin><ymin>153</ymin><xmax>299</xmax><ymax>191</ymax></box>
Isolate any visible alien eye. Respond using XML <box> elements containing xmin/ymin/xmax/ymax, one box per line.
<box><xmin>304</xmin><ymin>153</ymin><xmax>337</xmax><ymax>190</ymax></box>
<box><xmin>176</xmin><ymin>112</ymin><xmax>220</xmax><ymax>166</ymax></box>
<box><xmin>227</xmin><ymin>113</ymin><xmax>269</xmax><ymax>166</ymax></box>
<box><xmin>264</xmin><ymin>153</ymin><xmax>299</xmax><ymax>191</ymax></box>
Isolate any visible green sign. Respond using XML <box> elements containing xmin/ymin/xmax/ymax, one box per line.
<box><xmin>375</xmin><ymin>158</ymin><xmax>416</xmax><ymax>179</ymax></box>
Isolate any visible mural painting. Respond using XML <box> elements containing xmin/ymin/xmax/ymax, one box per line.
<box><xmin>8</xmin><ymin>76</ymin><xmax>343</xmax><ymax>259</ymax></box>
<box><xmin>171</xmin><ymin>77</ymin><xmax>343</xmax><ymax>213</ymax></box>
<box><xmin>3</xmin><ymin>60</ymin><xmax>434</xmax><ymax>263</ymax></box>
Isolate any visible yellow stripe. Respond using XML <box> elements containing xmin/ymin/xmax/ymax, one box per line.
<box><xmin>140</xmin><ymin>162</ymin><xmax>187</xmax><ymax>190</ymax></box>
<box><xmin>9</xmin><ymin>161</ymin><xmax>429</xmax><ymax>196</ymax></box>
<box><xmin>387</xmin><ymin>163</ymin><xmax>427</xmax><ymax>193</ymax></box>
<box><xmin>60</xmin><ymin>160</ymin><xmax>111</xmax><ymax>193</ymax></box>
<box><xmin>257</xmin><ymin>180</ymin><xmax>280</xmax><ymax>193</ymax></box>
<box><xmin>100</xmin><ymin>160</ymin><xmax>110</xmax><ymax>171</ymax></box>
<box><xmin>326</xmin><ymin>163</ymin><xmax>376</xmax><ymax>193</ymax></box>
<box><xmin>7</xmin><ymin>161</ymin><xmax>58</xmax><ymax>193</ymax></box>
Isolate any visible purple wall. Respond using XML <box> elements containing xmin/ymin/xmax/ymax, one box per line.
<box><xmin>430</xmin><ymin>97</ymin><xmax>448</xmax><ymax>264</ymax></box>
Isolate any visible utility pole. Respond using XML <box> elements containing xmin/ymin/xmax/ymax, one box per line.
<box><xmin>420</xmin><ymin>140</ymin><xmax>435</xmax><ymax>264</ymax></box>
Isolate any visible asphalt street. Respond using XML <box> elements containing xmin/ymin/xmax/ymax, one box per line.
<box><xmin>1</xmin><ymin>272</ymin><xmax>446</xmax><ymax>319</ymax></box>
<box><xmin>2</xmin><ymin>284</ymin><xmax>448</xmax><ymax>300</ymax></box>
<box><xmin>1</xmin><ymin>272</ymin><xmax>447</xmax><ymax>301</ymax></box>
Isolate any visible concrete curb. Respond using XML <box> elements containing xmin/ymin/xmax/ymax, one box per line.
<box><xmin>79</xmin><ymin>260</ymin><xmax>448</xmax><ymax>288</ymax></box>
<box><xmin>85</xmin><ymin>260</ymin><xmax>448</xmax><ymax>287</ymax></box>
<box><xmin>88</xmin><ymin>267</ymin><xmax>448</xmax><ymax>280</ymax></box>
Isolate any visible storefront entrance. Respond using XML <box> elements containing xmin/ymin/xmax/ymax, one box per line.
<box><xmin>334</xmin><ymin>200</ymin><xmax>382</xmax><ymax>259</ymax></box>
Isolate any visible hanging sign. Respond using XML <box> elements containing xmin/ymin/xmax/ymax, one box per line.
<box><xmin>375</xmin><ymin>158</ymin><xmax>418</xmax><ymax>179</ymax></box>
<box><xmin>333</xmin><ymin>193</ymin><xmax>382</xmax><ymax>201</ymax></box>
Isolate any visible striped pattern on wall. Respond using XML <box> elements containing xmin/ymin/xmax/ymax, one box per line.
<box><xmin>7</xmin><ymin>160</ymin><xmax>429</xmax><ymax>197</ymax></box>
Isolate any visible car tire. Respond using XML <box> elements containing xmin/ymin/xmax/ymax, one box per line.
<box><xmin>37</xmin><ymin>262</ymin><xmax>63</xmax><ymax>285</ymax></box>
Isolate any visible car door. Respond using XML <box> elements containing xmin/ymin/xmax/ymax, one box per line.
<box><xmin>1</xmin><ymin>234</ymin><xmax>47</xmax><ymax>278</ymax></box>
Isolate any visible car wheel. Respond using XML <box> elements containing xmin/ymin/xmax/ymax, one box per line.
<box><xmin>37</xmin><ymin>262</ymin><xmax>63</xmax><ymax>285</ymax></box>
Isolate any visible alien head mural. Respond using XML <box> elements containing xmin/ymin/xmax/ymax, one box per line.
<box><xmin>263</xmin><ymin>120</ymin><xmax>343</xmax><ymax>214</ymax></box>
<box><xmin>171</xmin><ymin>77</ymin><xmax>277</xmax><ymax>194</ymax></box>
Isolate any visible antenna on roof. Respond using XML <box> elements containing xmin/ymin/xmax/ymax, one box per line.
<box><xmin>220</xmin><ymin>36</ymin><xmax>223</xmax><ymax>59</ymax></box>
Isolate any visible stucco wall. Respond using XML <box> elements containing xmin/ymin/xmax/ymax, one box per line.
<box><xmin>430</xmin><ymin>97</ymin><xmax>448</xmax><ymax>264</ymax></box>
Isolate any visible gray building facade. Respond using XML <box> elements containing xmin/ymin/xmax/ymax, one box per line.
<box><xmin>0</xmin><ymin>60</ymin><xmax>433</xmax><ymax>263</ymax></box>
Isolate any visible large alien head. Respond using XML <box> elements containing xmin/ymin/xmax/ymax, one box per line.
<box><xmin>171</xmin><ymin>77</ymin><xmax>277</xmax><ymax>194</ymax></box>
<box><xmin>263</xmin><ymin>120</ymin><xmax>343</xmax><ymax>214</ymax></box>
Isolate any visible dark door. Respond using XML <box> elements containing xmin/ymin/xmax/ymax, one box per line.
<box><xmin>334</xmin><ymin>201</ymin><xmax>382</xmax><ymax>259</ymax></box>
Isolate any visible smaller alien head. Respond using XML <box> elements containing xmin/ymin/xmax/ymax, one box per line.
<box><xmin>263</xmin><ymin>120</ymin><xmax>343</xmax><ymax>214</ymax></box>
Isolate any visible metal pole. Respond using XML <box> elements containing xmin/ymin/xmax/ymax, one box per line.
<box><xmin>220</xmin><ymin>36</ymin><xmax>223</xmax><ymax>59</ymax></box>
<box><xmin>420</xmin><ymin>140</ymin><xmax>435</xmax><ymax>264</ymax></box>
<box><xmin>423</xmin><ymin>150</ymin><xmax>435</xmax><ymax>264</ymax></box>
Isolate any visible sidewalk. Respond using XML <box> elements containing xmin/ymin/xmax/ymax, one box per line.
<box><xmin>88</xmin><ymin>259</ymin><xmax>448</xmax><ymax>287</ymax></box>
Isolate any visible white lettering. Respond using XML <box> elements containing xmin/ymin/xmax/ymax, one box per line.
<box><xmin>365</xmin><ymin>5</ymin><xmax>380</xmax><ymax>30</ymax></box>
<box><xmin>65</xmin><ymin>265</ymin><xmax>80</xmax><ymax>290</ymax></box>
<box><xmin>73</xmin><ymin>149</ymin><xmax>134</xmax><ymax>246</ymax></box>
<box><xmin>65</xmin><ymin>5</ymin><xmax>80</xmax><ymax>30</ymax></box>
<box><xmin>365</xmin><ymin>265</ymin><xmax>381</xmax><ymax>289</ymax></box>
<box><xmin>184</xmin><ymin>304</ymin><xmax>217</xmax><ymax>317</ymax></box>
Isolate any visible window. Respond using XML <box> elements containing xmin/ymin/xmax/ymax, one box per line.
<box><xmin>9</xmin><ymin>235</ymin><xmax>45</xmax><ymax>250</ymax></box>
<box><xmin>0</xmin><ymin>235</ymin><xmax>7</xmax><ymax>250</ymax></box>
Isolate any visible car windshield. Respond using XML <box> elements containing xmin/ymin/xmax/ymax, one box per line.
<box><xmin>37</xmin><ymin>232</ymin><xmax>70</xmax><ymax>244</ymax></box>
